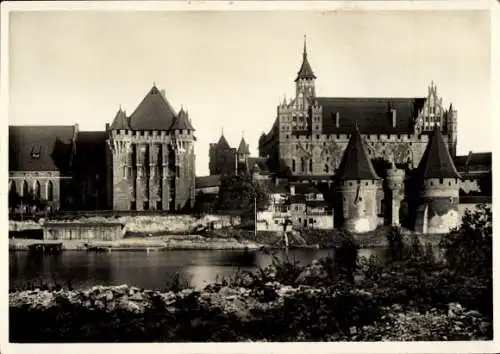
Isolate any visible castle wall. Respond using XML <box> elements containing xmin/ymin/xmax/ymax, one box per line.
<box><xmin>277</xmin><ymin>132</ymin><xmax>441</xmax><ymax>177</ymax></box>
<box><xmin>338</xmin><ymin>180</ymin><xmax>380</xmax><ymax>233</ymax></box>
<box><xmin>414</xmin><ymin>178</ymin><xmax>460</xmax><ymax>234</ymax></box>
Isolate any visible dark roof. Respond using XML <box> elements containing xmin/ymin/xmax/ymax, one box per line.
<box><xmin>454</xmin><ymin>152</ymin><xmax>492</xmax><ymax>172</ymax></box>
<box><xmin>248</xmin><ymin>157</ymin><xmax>271</xmax><ymax>174</ymax></box>
<box><xmin>290</xmin><ymin>175</ymin><xmax>333</xmax><ymax>182</ymax></box>
<box><xmin>294</xmin><ymin>183</ymin><xmax>321</xmax><ymax>195</ymax></box>
<box><xmin>216</xmin><ymin>134</ymin><xmax>231</xmax><ymax>150</ymax></box>
<box><xmin>269</xmin><ymin>180</ymin><xmax>288</xmax><ymax>194</ymax></box>
<box><xmin>416</xmin><ymin>126</ymin><xmax>461</xmax><ymax>179</ymax></box>
<box><xmin>459</xmin><ymin>195</ymin><xmax>492</xmax><ymax>204</ymax></box>
<box><xmin>9</xmin><ymin>125</ymin><xmax>76</xmax><ymax>172</ymax></box>
<box><xmin>195</xmin><ymin>175</ymin><xmax>221</xmax><ymax>189</ymax></box>
<box><xmin>109</xmin><ymin>108</ymin><xmax>130</xmax><ymax>130</ymax></box>
<box><xmin>170</xmin><ymin>108</ymin><xmax>195</xmax><ymax>131</ymax></box>
<box><xmin>237</xmin><ymin>137</ymin><xmax>250</xmax><ymax>155</ymax></box>
<box><xmin>336</xmin><ymin>126</ymin><xmax>380</xmax><ymax>181</ymax></box>
<box><xmin>128</xmin><ymin>86</ymin><xmax>178</xmax><ymax>131</ymax></box>
<box><xmin>316</xmin><ymin>97</ymin><xmax>426</xmax><ymax>134</ymax></box>
<box><xmin>295</xmin><ymin>40</ymin><xmax>316</xmax><ymax>81</ymax></box>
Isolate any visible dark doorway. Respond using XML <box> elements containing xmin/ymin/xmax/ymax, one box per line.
<box><xmin>130</xmin><ymin>201</ymin><xmax>136</xmax><ymax>210</ymax></box>
<box><xmin>143</xmin><ymin>201</ymin><xmax>149</xmax><ymax>211</ymax></box>
<box><xmin>156</xmin><ymin>200</ymin><xmax>162</xmax><ymax>210</ymax></box>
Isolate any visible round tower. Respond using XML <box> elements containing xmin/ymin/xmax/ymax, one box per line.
<box><xmin>384</xmin><ymin>162</ymin><xmax>405</xmax><ymax>226</ymax></box>
<box><xmin>414</xmin><ymin>126</ymin><xmax>461</xmax><ymax>234</ymax></box>
<box><xmin>336</xmin><ymin>125</ymin><xmax>381</xmax><ymax>233</ymax></box>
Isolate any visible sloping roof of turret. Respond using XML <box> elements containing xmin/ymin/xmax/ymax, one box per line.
<box><xmin>295</xmin><ymin>38</ymin><xmax>316</xmax><ymax>82</ymax></box>
<box><xmin>237</xmin><ymin>137</ymin><xmax>250</xmax><ymax>155</ymax></box>
<box><xmin>169</xmin><ymin>108</ymin><xmax>195</xmax><ymax>131</ymax></box>
<box><xmin>336</xmin><ymin>125</ymin><xmax>380</xmax><ymax>181</ymax></box>
<box><xmin>216</xmin><ymin>134</ymin><xmax>231</xmax><ymax>150</ymax></box>
<box><xmin>128</xmin><ymin>86</ymin><xmax>177</xmax><ymax>130</ymax></box>
<box><xmin>109</xmin><ymin>108</ymin><xmax>130</xmax><ymax>130</ymax></box>
<box><xmin>417</xmin><ymin>125</ymin><xmax>461</xmax><ymax>179</ymax></box>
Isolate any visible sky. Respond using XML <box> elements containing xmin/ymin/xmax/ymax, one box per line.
<box><xmin>8</xmin><ymin>9</ymin><xmax>491</xmax><ymax>176</ymax></box>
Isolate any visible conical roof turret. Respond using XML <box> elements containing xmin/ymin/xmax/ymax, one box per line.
<box><xmin>237</xmin><ymin>136</ymin><xmax>250</xmax><ymax>155</ymax></box>
<box><xmin>109</xmin><ymin>107</ymin><xmax>130</xmax><ymax>130</ymax></box>
<box><xmin>416</xmin><ymin>125</ymin><xmax>461</xmax><ymax>179</ymax></box>
<box><xmin>169</xmin><ymin>107</ymin><xmax>195</xmax><ymax>131</ymax></box>
<box><xmin>216</xmin><ymin>130</ymin><xmax>231</xmax><ymax>150</ymax></box>
<box><xmin>336</xmin><ymin>124</ymin><xmax>380</xmax><ymax>181</ymax></box>
<box><xmin>295</xmin><ymin>35</ymin><xmax>316</xmax><ymax>82</ymax></box>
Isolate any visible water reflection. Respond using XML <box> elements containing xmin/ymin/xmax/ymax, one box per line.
<box><xmin>9</xmin><ymin>248</ymin><xmax>390</xmax><ymax>292</ymax></box>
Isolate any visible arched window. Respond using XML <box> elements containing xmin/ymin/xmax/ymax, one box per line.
<box><xmin>309</xmin><ymin>159</ymin><xmax>313</xmax><ymax>172</ymax></box>
<box><xmin>33</xmin><ymin>180</ymin><xmax>41</xmax><ymax>200</ymax></box>
<box><xmin>46</xmin><ymin>180</ymin><xmax>53</xmax><ymax>201</ymax></box>
<box><xmin>324</xmin><ymin>164</ymin><xmax>329</xmax><ymax>173</ymax></box>
<box><xmin>21</xmin><ymin>180</ymin><xmax>28</xmax><ymax>197</ymax></box>
<box><xmin>292</xmin><ymin>159</ymin><xmax>296</xmax><ymax>172</ymax></box>
<box><xmin>300</xmin><ymin>158</ymin><xmax>305</xmax><ymax>172</ymax></box>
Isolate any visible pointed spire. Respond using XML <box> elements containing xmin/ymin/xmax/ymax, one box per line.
<box><xmin>169</xmin><ymin>107</ymin><xmax>194</xmax><ymax>131</ymax></box>
<box><xmin>416</xmin><ymin>125</ymin><xmax>460</xmax><ymax>179</ymax></box>
<box><xmin>295</xmin><ymin>35</ymin><xmax>316</xmax><ymax>82</ymax></box>
<box><xmin>238</xmin><ymin>135</ymin><xmax>250</xmax><ymax>155</ymax></box>
<box><xmin>110</xmin><ymin>106</ymin><xmax>130</xmax><ymax>130</ymax></box>
<box><xmin>336</xmin><ymin>125</ymin><xmax>380</xmax><ymax>181</ymax></box>
<box><xmin>217</xmin><ymin>129</ymin><xmax>230</xmax><ymax>150</ymax></box>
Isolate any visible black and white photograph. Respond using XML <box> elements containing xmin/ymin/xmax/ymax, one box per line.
<box><xmin>1</xmin><ymin>0</ymin><xmax>498</xmax><ymax>351</ymax></box>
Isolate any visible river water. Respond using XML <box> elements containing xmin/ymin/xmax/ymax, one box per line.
<box><xmin>9</xmin><ymin>248</ymin><xmax>389</xmax><ymax>292</ymax></box>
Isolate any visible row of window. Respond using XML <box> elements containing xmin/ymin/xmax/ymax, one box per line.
<box><xmin>291</xmin><ymin>159</ymin><xmax>331</xmax><ymax>173</ymax></box>
<box><xmin>10</xmin><ymin>179</ymin><xmax>54</xmax><ymax>201</ymax></box>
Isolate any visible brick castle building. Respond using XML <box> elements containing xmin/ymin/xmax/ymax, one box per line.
<box><xmin>9</xmin><ymin>85</ymin><xmax>196</xmax><ymax>212</ymax></box>
<box><xmin>255</xmin><ymin>39</ymin><xmax>490</xmax><ymax>233</ymax></box>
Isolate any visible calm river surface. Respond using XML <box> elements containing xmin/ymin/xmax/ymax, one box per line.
<box><xmin>9</xmin><ymin>248</ymin><xmax>388</xmax><ymax>291</ymax></box>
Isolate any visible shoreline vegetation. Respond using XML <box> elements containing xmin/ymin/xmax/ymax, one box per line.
<box><xmin>8</xmin><ymin>205</ymin><xmax>492</xmax><ymax>342</ymax></box>
<box><xmin>9</xmin><ymin>215</ymin><xmax>441</xmax><ymax>251</ymax></box>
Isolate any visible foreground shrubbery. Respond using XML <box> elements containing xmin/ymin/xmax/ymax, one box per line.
<box><xmin>9</xmin><ymin>205</ymin><xmax>493</xmax><ymax>342</ymax></box>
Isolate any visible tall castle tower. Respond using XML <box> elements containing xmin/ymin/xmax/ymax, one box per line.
<box><xmin>106</xmin><ymin>86</ymin><xmax>196</xmax><ymax>211</ymax></box>
<box><xmin>236</xmin><ymin>135</ymin><xmax>251</xmax><ymax>174</ymax></box>
<box><xmin>335</xmin><ymin>125</ymin><xmax>382</xmax><ymax>233</ymax></box>
<box><xmin>414</xmin><ymin>125</ymin><xmax>461</xmax><ymax>233</ymax></box>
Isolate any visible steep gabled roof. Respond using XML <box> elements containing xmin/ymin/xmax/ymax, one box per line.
<box><xmin>109</xmin><ymin>108</ymin><xmax>130</xmax><ymax>130</ymax></box>
<box><xmin>128</xmin><ymin>86</ymin><xmax>177</xmax><ymax>130</ymax></box>
<box><xmin>295</xmin><ymin>37</ymin><xmax>316</xmax><ymax>82</ymax></box>
<box><xmin>237</xmin><ymin>137</ymin><xmax>250</xmax><ymax>155</ymax></box>
<box><xmin>170</xmin><ymin>108</ymin><xmax>195</xmax><ymax>131</ymax></box>
<box><xmin>336</xmin><ymin>126</ymin><xmax>380</xmax><ymax>181</ymax></box>
<box><xmin>417</xmin><ymin>126</ymin><xmax>461</xmax><ymax>179</ymax></box>
<box><xmin>9</xmin><ymin>125</ymin><xmax>76</xmax><ymax>172</ymax></box>
<box><xmin>216</xmin><ymin>134</ymin><xmax>231</xmax><ymax>150</ymax></box>
<box><xmin>317</xmin><ymin>97</ymin><xmax>426</xmax><ymax>134</ymax></box>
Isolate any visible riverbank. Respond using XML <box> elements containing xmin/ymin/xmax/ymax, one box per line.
<box><xmin>9</xmin><ymin>255</ymin><xmax>492</xmax><ymax>342</ymax></box>
<box><xmin>9</xmin><ymin>234</ymin><xmax>264</xmax><ymax>251</ymax></box>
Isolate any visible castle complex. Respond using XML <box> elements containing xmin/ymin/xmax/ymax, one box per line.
<box><xmin>9</xmin><ymin>38</ymin><xmax>491</xmax><ymax>234</ymax></box>
<box><xmin>9</xmin><ymin>86</ymin><xmax>196</xmax><ymax>212</ymax></box>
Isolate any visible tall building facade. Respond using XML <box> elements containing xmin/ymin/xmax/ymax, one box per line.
<box><xmin>106</xmin><ymin>86</ymin><xmax>196</xmax><ymax>211</ymax></box>
<box><xmin>259</xmin><ymin>39</ymin><xmax>458</xmax><ymax>179</ymax></box>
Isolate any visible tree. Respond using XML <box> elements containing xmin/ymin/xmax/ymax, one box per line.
<box><xmin>440</xmin><ymin>204</ymin><xmax>492</xmax><ymax>277</ymax></box>
<box><xmin>216</xmin><ymin>174</ymin><xmax>270</xmax><ymax>214</ymax></box>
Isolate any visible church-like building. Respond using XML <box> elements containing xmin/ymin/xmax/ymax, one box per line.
<box><xmin>257</xmin><ymin>38</ymin><xmax>490</xmax><ymax>233</ymax></box>
<box><xmin>9</xmin><ymin>85</ymin><xmax>196</xmax><ymax>213</ymax></box>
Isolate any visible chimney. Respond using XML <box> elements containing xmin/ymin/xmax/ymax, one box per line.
<box><xmin>391</xmin><ymin>109</ymin><xmax>397</xmax><ymax>128</ymax></box>
<box><xmin>335</xmin><ymin>112</ymin><xmax>340</xmax><ymax>128</ymax></box>
<box><xmin>105</xmin><ymin>123</ymin><xmax>110</xmax><ymax>130</ymax></box>
<box><xmin>160</xmin><ymin>89</ymin><xmax>166</xmax><ymax>98</ymax></box>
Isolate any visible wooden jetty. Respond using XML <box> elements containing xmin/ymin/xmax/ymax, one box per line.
<box><xmin>27</xmin><ymin>241</ymin><xmax>63</xmax><ymax>255</ymax></box>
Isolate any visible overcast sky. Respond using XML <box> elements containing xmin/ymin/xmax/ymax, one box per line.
<box><xmin>8</xmin><ymin>9</ymin><xmax>491</xmax><ymax>176</ymax></box>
